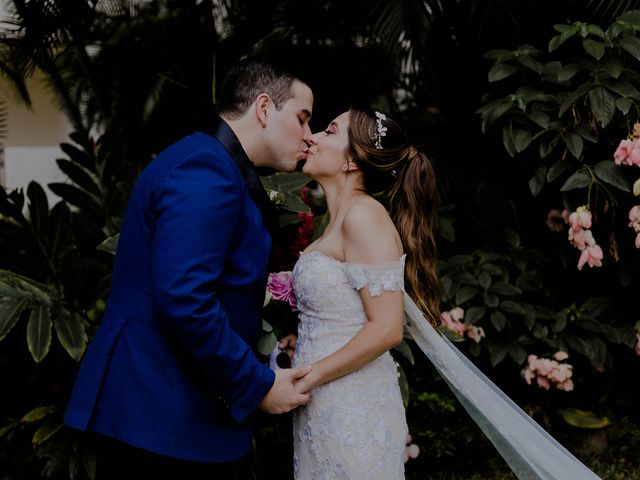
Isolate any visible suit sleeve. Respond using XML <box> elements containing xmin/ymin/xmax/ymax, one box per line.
<box><xmin>151</xmin><ymin>148</ymin><xmax>275</xmax><ymax>424</ymax></box>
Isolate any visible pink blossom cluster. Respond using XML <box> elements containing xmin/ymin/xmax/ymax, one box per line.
<box><xmin>521</xmin><ymin>351</ymin><xmax>574</xmax><ymax>392</ymax></box>
<box><xmin>440</xmin><ymin>307</ymin><xmax>486</xmax><ymax>343</ymax></box>
<box><xmin>566</xmin><ymin>206</ymin><xmax>604</xmax><ymax>270</ymax></box>
<box><xmin>403</xmin><ymin>434</ymin><xmax>420</xmax><ymax>463</ymax></box>
<box><xmin>635</xmin><ymin>333</ymin><xmax>640</xmax><ymax>357</ymax></box>
<box><xmin>629</xmin><ymin>205</ymin><xmax>640</xmax><ymax>249</ymax></box>
<box><xmin>613</xmin><ymin>138</ymin><xmax>640</xmax><ymax>167</ymax></box>
<box><xmin>267</xmin><ymin>271</ymin><xmax>298</xmax><ymax>311</ymax></box>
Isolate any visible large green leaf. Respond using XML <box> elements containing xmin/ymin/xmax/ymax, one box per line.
<box><xmin>582</xmin><ymin>38</ymin><xmax>606</xmax><ymax>59</ymax></box>
<box><xmin>48</xmin><ymin>201</ymin><xmax>71</xmax><ymax>259</ymax></box>
<box><xmin>96</xmin><ymin>234</ymin><xmax>119</xmax><ymax>255</ymax></box>
<box><xmin>56</xmin><ymin>159</ymin><xmax>101</xmax><ymax>196</ymax></box>
<box><xmin>53</xmin><ymin>307</ymin><xmax>87</xmax><ymax>361</ymax></box>
<box><xmin>619</xmin><ymin>34</ymin><xmax>640</xmax><ymax>61</ymax></box>
<box><xmin>47</xmin><ymin>183</ymin><xmax>102</xmax><ymax>214</ymax></box>
<box><xmin>592</xmin><ymin>161</ymin><xmax>632</xmax><ymax>192</ymax></box>
<box><xmin>27</xmin><ymin>182</ymin><xmax>49</xmax><ymax>240</ymax></box>
<box><xmin>20</xmin><ymin>404</ymin><xmax>57</xmax><ymax>424</ymax></box>
<box><xmin>588</xmin><ymin>86</ymin><xmax>616</xmax><ymax>127</ymax></box>
<box><xmin>564</xmin><ymin>133</ymin><xmax>584</xmax><ymax>159</ymax></box>
<box><xmin>558</xmin><ymin>408</ymin><xmax>610</xmax><ymax>429</ymax></box>
<box><xmin>488</xmin><ymin>63</ymin><xmax>517</xmax><ymax>82</ymax></box>
<box><xmin>560</xmin><ymin>170</ymin><xmax>591</xmax><ymax>191</ymax></box>
<box><xmin>32</xmin><ymin>420</ymin><xmax>63</xmax><ymax>445</ymax></box>
<box><xmin>60</xmin><ymin>143</ymin><xmax>96</xmax><ymax>174</ymax></box>
<box><xmin>27</xmin><ymin>305</ymin><xmax>52</xmax><ymax>363</ymax></box>
<box><xmin>0</xmin><ymin>297</ymin><xmax>30</xmax><ymax>342</ymax></box>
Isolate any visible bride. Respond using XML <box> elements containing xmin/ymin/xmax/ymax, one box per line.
<box><xmin>289</xmin><ymin>108</ymin><xmax>600</xmax><ymax>479</ymax></box>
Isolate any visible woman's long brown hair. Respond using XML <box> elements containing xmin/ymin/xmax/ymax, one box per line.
<box><xmin>348</xmin><ymin>108</ymin><xmax>441</xmax><ymax>326</ymax></box>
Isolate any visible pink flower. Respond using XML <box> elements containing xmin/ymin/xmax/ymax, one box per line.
<box><xmin>466</xmin><ymin>325</ymin><xmax>485</xmax><ymax>343</ymax></box>
<box><xmin>577</xmin><ymin>244</ymin><xmax>603</xmax><ymax>270</ymax></box>
<box><xmin>568</xmin><ymin>206</ymin><xmax>592</xmax><ymax>231</ymax></box>
<box><xmin>630</xmin><ymin>206</ymin><xmax>640</xmax><ymax>228</ymax></box>
<box><xmin>546</xmin><ymin>209</ymin><xmax>565</xmax><ymax>232</ymax></box>
<box><xmin>440</xmin><ymin>310</ymin><xmax>466</xmax><ymax>335</ymax></box>
<box><xmin>403</xmin><ymin>434</ymin><xmax>420</xmax><ymax>463</ymax></box>
<box><xmin>556</xmin><ymin>379</ymin><xmax>574</xmax><ymax>392</ymax></box>
<box><xmin>635</xmin><ymin>334</ymin><xmax>640</xmax><ymax>356</ymax></box>
<box><xmin>267</xmin><ymin>271</ymin><xmax>298</xmax><ymax>311</ymax></box>
<box><xmin>636</xmin><ymin>233</ymin><xmax>640</xmax><ymax>249</ymax></box>
<box><xmin>536</xmin><ymin>376</ymin><xmax>551</xmax><ymax>390</ymax></box>
<box><xmin>630</xmin><ymin>143</ymin><xmax>640</xmax><ymax>166</ymax></box>
<box><xmin>521</xmin><ymin>367</ymin><xmax>535</xmax><ymax>385</ymax></box>
<box><xmin>614</xmin><ymin>139</ymin><xmax>635</xmax><ymax>166</ymax></box>
<box><xmin>553</xmin><ymin>350</ymin><xmax>569</xmax><ymax>361</ymax></box>
<box><xmin>569</xmin><ymin>228</ymin><xmax>595</xmax><ymax>251</ymax></box>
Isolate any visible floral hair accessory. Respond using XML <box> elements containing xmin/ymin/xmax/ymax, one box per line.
<box><xmin>373</xmin><ymin>111</ymin><xmax>387</xmax><ymax>150</ymax></box>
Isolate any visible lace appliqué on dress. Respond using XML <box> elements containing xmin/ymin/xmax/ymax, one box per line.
<box><xmin>343</xmin><ymin>255</ymin><xmax>406</xmax><ymax>297</ymax></box>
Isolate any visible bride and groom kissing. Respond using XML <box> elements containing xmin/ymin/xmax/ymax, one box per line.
<box><xmin>63</xmin><ymin>58</ymin><xmax>601</xmax><ymax>479</ymax></box>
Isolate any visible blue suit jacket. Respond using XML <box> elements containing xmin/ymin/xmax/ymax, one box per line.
<box><xmin>64</xmin><ymin>120</ymin><xmax>278</xmax><ymax>462</ymax></box>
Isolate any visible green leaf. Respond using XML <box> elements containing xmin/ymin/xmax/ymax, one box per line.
<box><xmin>532</xmin><ymin>324</ymin><xmax>549</xmax><ymax>339</ymax></box>
<box><xmin>261</xmin><ymin>319</ymin><xmax>273</xmax><ymax>333</ymax></box>
<box><xmin>256</xmin><ymin>331</ymin><xmax>277</xmax><ymax>356</ymax></box>
<box><xmin>528</xmin><ymin>111</ymin><xmax>550</xmax><ymax>128</ymax></box>
<box><xmin>488</xmin><ymin>63</ymin><xmax>517</xmax><ymax>82</ymax></box>
<box><xmin>48</xmin><ymin>183</ymin><xmax>101</xmax><ymax>214</ymax></box>
<box><xmin>465</xmin><ymin>306</ymin><xmax>486</xmax><ymax>325</ymax></box>
<box><xmin>488</xmin><ymin>342</ymin><xmax>510</xmax><ymax>366</ymax></box>
<box><xmin>394</xmin><ymin>340</ymin><xmax>414</xmax><ymax>365</ymax></box>
<box><xmin>489</xmin><ymin>282</ymin><xmax>522</xmax><ymax>296</ymax></box>
<box><xmin>509</xmin><ymin>343</ymin><xmax>528</xmax><ymax>364</ymax></box>
<box><xmin>529</xmin><ymin>164</ymin><xmax>548</xmax><ymax>197</ymax></box>
<box><xmin>601</xmin><ymin>56</ymin><xmax>624</xmax><ymax>78</ymax></box>
<box><xmin>558</xmin><ymin>409</ymin><xmax>610</xmax><ymax>429</ymax></box>
<box><xmin>483</xmin><ymin>293</ymin><xmax>500</xmax><ymax>308</ymax></box>
<box><xmin>96</xmin><ymin>234</ymin><xmax>119</xmax><ymax>255</ymax></box>
<box><xmin>20</xmin><ymin>404</ymin><xmax>57</xmax><ymax>423</ymax></box>
<box><xmin>478</xmin><ymin>271</ymin><xmax>492</xmax><ymax>290</ymax></box>
<box><xmin>588</xmin><ymin>86</ymin><xmax>616</xmax><ymax>127</ymax></box>
<box><xmin>620</xmin><ymin>34</ymin><xmax>640</xmax><ymax>61</ymax></box>
<box><xmin>456</xmin><ymin>286</ymin><xmax>480</xmax><ymax>305</ymax></box>
<box><xmin>48</xmin><ymin>202</ymin><xmax>71</xmax><ymax>259</ymax></box>
<box><xmin>261</xmin><ymin>172</ymin><xmax>310</xmax><ymax>194</ymax></box>
<box><xmin>553</xmin><ymin>312</ymin><xmax>567</xmax><ymax>332</ymax></box>
<box><xmin>501</xmin><ymin>300</ymin><xmax>527</xmax><ymax>315</ymax></box>
<box><xmin>0</xmin><ymin>297</ymin><xmax>30</xmax><ymax>342</ymax></box>
<box><xmin>27</xmin><ymin>182</ymin><xmax>49</xmax><ymax>240</ymax></box>
<box><xmin>32</xmin><ymin>420</ymin><xmax>63</xmax><ymax>445</ymax></box>
<box><xmin>60</xmin><ymin>143</ymin><xmax>96</xmax><ymax>174</ymax></box>
<box><xmin>586</xmin><ymin>24</ymin><xmax>606</xmax><ymax>39</ymax></box>
<box><xmin>547</xmin><ymin>160</ymin><xmax>574</xmax><ymax>182</ymax></box>
<box><xmin>560</xmin><ymin>170</ymin><xmax>591</xmax><ymax>191</ymax></box>
<box><xmin>27</xmin><ymin>305</ymin><xmax>52</xmax><ymax>363</ymax></box>
<box><xmin>513</xmin><ymin>129</ymin><xmax>533</xmax><ymax>153</ymax></box>
<box><xmin>564</xmin><ymin>133</ymin><xmax>584</xmax><ymax>159</ymax></box>
<box><xmin>53</xmin><ymin>307</ymin><xmax>87</xmax><ymax>361</ymax></box>
<box><xmin>582</xmin><ymin>296</ymin><xmax>610</xmax><ymax>316</ymax></box>
<box><xmin>582</xmin><ymin>39</ymin><xmax>606</xmax><ymax>60</ymax></box>
<box><xmin>281</xmin><ymin>193</ymin><xmax>309</xmax><ymax>213</ymax></box>
<box><xmin>397</xmin><ymin>363</ymin><xmax>409</xmax><ymax>408</ymax></box>
<box><xmin>616</xmin><ymin>96</ymin><xmax>632</xmax><ymax>114</ymax></box>
<box><xmin>83</xmin><ymin>449</ymin><xmax>97</xmax><ymax>480</ymax></box>
<box><xmin>56</xmin><ymin>159</ymin><xmax>101</xmax><ymax>196</ymax></box>
<box><xmin>592</xmin><ymin>161</ymin><xmax>632</xmax><ymax>192</ymax></box>
<box><xmin>491</xmin><ymin>311</ymin><xmax>507</xmax><ymax>331</ymax></box>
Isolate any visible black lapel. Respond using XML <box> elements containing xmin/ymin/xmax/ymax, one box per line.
<box><xmin>207</xmin><ymin>118</ymin><xmax>280</xmax><ymax>244</ymax></box>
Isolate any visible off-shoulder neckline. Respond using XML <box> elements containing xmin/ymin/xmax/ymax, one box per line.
<box><xmin>299</xmin><ymin>249</ymin><xmax>405</xmax><ymax>266</ymax></box>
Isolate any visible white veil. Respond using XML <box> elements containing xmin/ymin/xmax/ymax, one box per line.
<box><xmin>403</xmin><ymin>293</ymin><xmax>601</xmax><ymax>480</ymax></box>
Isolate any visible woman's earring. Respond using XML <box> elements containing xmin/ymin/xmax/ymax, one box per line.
<box><xmin>342</xmin><ymin>163</ymin><xmax>349</xmax><ymax>171</ymax></box>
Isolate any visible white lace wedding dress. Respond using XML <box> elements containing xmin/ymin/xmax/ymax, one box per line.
<box><xmin>292</xmin><ymin>251</ymin><xmax>408</xmax><ymax>480</ymax></box>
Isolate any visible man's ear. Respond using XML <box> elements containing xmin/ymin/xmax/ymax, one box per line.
<box><xmin>255</xmin><ymin>93</ymin><xmax>271</xmax><ymax>127</ymax></box>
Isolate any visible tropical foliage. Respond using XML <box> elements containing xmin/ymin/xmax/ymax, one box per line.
<box><xmin>1</xmin><ymin>1</ymin><xmax>640</xmax><ymax>479</ymax></box>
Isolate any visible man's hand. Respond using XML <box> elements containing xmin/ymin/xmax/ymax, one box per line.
<box><xmin>259</xmin><ymin>365</ymin><xmax>312</xmax><ymax>414</ymax></box>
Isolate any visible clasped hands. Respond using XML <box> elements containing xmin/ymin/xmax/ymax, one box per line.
<box><xmin>259</xmin><ymin>334</ymin><xmax>316</xmax><ymax>414</ymax></box>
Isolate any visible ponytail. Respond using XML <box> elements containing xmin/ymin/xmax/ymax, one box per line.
<box><xmin>389</xmin><ymin>147</ymin><xmax>441</xmax><ymax>326</ymax></box>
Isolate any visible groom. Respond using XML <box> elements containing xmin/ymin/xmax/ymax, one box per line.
<box><xmin>64</xmin><ymin>59</ymin><xmax>314</xmax><ymax>478</ymax></box>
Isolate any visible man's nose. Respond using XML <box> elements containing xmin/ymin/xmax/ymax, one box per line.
<box><xmin>304</xmin><ymin>132</ymin><xmax>317</xmax><ymax>146</ymax></box>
